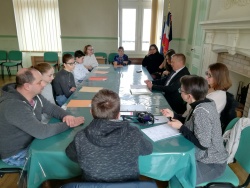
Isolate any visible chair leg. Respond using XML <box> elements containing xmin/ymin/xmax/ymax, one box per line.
<box><xmin>7</xmin><ymin>67</ymin><xmax>11</xmax><ymax>76</ymax></box>
<box><xmin>1</xmin><ymin>65</ymin><xmax>4</xmax><ymax>79</ymax></box>
<box><xmin>238</xmin><ymin>174</ymin><xmax>250</xmax><ymax>187</ymax></box>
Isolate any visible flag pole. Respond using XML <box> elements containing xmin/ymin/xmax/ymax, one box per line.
<box><xmin>168</xmin><ymin>0</ymin><xmax>171</xmax><ymax>12</ymax></box>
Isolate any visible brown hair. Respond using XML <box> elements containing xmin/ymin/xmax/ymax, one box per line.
<box><xmin>83</xmin><ymin>45</ymin><xmax>92</xmax><ymax>55</ymax></box>
<box><xmin>172</xmin><ymin>53</ymin><xmax>186</xmax><ymax>65</ymax></box>
<box><xmin>32</xmin><ymin>63</ymin><xmax>52</xmax><ymax>74</ymax></box>
<box><xmin>62</xmin><ymin>53</ymin><xmax>74</xmax><ymax>64</ymax></box>
<box><xmin>16</xmin><ymin>68</ymin><xmax>36</xmax><ymax>87</ymax></box>
<box><xmin>208</xmin><ymin>63</ymin><xmax>232</xmax><ymax>91</ymax></box>
<box><xmin>91</xmin><ymin>89</ymin><xmax>120</xmax><ymax>119</ymax></box>
<box><xmin>181</xmin><ymin>75</ymin><xmax>208</xmax><ymax>101</ymax></box>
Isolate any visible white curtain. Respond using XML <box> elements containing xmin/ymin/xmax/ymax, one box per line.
<box><xmin>12</xmin><ymin>0</ymin><xmax>62</xmax><ymax>52</ymax></box>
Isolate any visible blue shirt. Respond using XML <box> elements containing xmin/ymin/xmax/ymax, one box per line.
<box><xmin>114</xmin><ymin>54</ymin><xmax>128</xmax><ymax>65</ymax></box>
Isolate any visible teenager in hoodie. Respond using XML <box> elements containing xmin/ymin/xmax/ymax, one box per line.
<box><xmin>66</xmin><ymin>89</ymin><xmax>153</xmax><ymax>182</ymax></box>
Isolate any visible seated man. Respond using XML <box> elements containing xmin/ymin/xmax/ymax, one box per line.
<box><xmin>145</xmin><ymin>53</ymin><xmax>190</xmax><ymax>114</ymax></box>
<box><xmin>0</xmin><ymin>68</ymin><xmax>84</xmax><ymax>167</ymax></box>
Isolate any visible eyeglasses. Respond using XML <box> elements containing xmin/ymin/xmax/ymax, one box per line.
<box><xmin>66</xmin><ymin>62</ymin><xmax>76</xmax><ymax>66</ymax></box>
<box><xmin>178</xmin><ymin>88</ymin><xmax>186</xmax><ymax>94</ymax></box>
<box><xmin>205</xmin><ymin>71</ymin><xmax>212</xmax><ymax>78</ymax></box>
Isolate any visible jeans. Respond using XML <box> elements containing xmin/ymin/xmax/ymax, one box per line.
<box><xmin>2</xmin><ymin>148</ymin><xmax>29</xmax><ymax>167</ymax></box>
<box><xmin>56</xmin><ymin>95</ymin><xmax>68</xmax><ymax>107</ymax></box>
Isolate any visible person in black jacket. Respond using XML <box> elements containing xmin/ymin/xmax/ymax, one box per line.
<box><xmin>145</xmin><ymin>53</ymin><xmax>190</xmax><ymax>114</ymax></box>
<box><xmin>52</xmin><ymin>54</ymin><xmax>76</xmax><ymax>106</ymax></box>
<box><xmin>142</xmin><ymin>44</ymin><xmax>164</xmax><ymax>80</ymax></box>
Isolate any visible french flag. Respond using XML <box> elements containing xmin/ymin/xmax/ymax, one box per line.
<box><xmin>161</xmin><ymin>12</ymin><xmax>172</xmax><ymax>54</ymax></box>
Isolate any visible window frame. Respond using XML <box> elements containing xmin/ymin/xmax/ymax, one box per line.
<box><xmin>119</xmin><ymin>0</ymin><xmax>152</xmax><ymax>55</ymax></box>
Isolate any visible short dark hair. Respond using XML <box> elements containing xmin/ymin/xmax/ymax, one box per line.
<box><xmin>180</xmin><ymin>75</ymin><xmax>208</xmax><ymax>101</ymax></box>
<box><xmin>118</xmin><ymin>46</ymin><xmax>124</xmax><ymax>51</ymax></box>
<box><xmin>208</xmin><ymin>63</ymin><xmax>232</xmax><ymax>91</ymax></box>
<box><xmin>91</xmin><ymin>89</ymin><xmax>120</xmax><ymax>119</ymax></box>
<box><xmin>62</xmin><ymin>53</ymin><xmax>74</xmax><ymax>64</ymax></box>
<box><xmin>74</xmin><ymin>50</ymin><xmax>85</xmax><ymax>58</ymax></box>
<box><xmin>16</xmin><ymin>68</ymin><xmax>36</xmax><ymax>87</ymax></box>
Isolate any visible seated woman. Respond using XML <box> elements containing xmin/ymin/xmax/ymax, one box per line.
<box><xmin>113</xmin><ymin>46</ymin><xmax>129</xmax><ymax>67</ymax></box>
<box><xmin>158</xmin><ymin>49</ymin><xmax>175</xmax><ymax>77</ymax></box>
<box><xmin>73</xmin><ymin>50</ymin><xmax>89</xmax><ymax>86</ymax></box>
<box><xmin>161</xmin><ymin>75</ymin><xmax>228</xmax><ymax>185</ymax></box>
<box><xmin>52</xmin><ymin>54</ymin><xmax>76</xmax><ymax>106</ymax></box>
<box><xmin>183</xmin><ymin>63</ymin><xmax>232</xmax><ymax>117</ymax></box>
<box><xmin>83</xmin><ymin>45</ymin><xmax>98</xmax><ymax>71</ymax></box>
<box><xmin>33</xmin><ymin>63</ymin><xmax>55</xmax><ymax>123</ymax></box>
<box><xmin>142</xmin><ymin>44</ymin><xmax>164</xmax><ymax>80</ymax></box>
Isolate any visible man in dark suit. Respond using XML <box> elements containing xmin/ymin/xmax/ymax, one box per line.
<box><xmin>145</xmin><ymin>53</ymin><xmax>190</xmax><ymax>114</ymax></box>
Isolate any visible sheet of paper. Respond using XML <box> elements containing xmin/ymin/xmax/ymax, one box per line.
<box><xmin>141</xmin><ymin>124</ymin><xmax>180</xmax><ymax>142</ymax></box>
<box><xmin>130</xmin><ymin>85</ymin><xmax>148</xmax><ymax>89</ymax></box>
<box><xmin>67</xmin><ymin>100</ymin><xmax>91</xmax><ymax>107</ymax></box>
<box><xmin>96</xmin><ymin>67</ymin><xmax>110</xmax><ymax>69</ymax></box>
<box><xmin>130</xmin><ymin>88</ymin><xmax>152</xmax><ymax>95</ymax></box>
<box><xmin>89</xmin><ymin>77</ymin><xmax>107</xmax><ymax>81</ymax></box>
<box><xmin>93</xmin><ymin>70</ymin><xmax>108</xmax><ymax>74</ymax></box>
<box><xmin>79</xmin><ymin>86</ymin><xmax>103</xmax><ymax>92</ymax></box>
<box><xmin>154</xmin><ymin>116</ymin><xmax>170</xmax><ymax>124</ymax></box>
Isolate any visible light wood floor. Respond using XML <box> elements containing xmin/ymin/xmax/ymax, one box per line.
<box><xmin>0</xmin><ymin>75</ymin><xmax>249</xmax><ymax>188</ymax></box>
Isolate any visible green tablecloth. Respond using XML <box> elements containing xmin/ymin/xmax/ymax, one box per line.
<box><xmin>27</xmin><ymin>65</ymin><xmax>196</xmax><ymax>188</ymax></box>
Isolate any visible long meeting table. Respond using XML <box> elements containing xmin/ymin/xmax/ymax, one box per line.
<box><xmin>26</xmin><ymin>65</ymin><xmax>196</xmax><ymax>188</ymax></box>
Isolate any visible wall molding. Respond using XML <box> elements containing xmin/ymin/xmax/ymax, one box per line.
<box><xmin>61</xmin><ymin>36</ymin><xmax>118</xmax><ymax>40</ymax></box>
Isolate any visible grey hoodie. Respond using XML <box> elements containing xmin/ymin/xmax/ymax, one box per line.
<box><xmin>0</xmin><ymin>83</ymin><xmax>70</xmax><ymax>159</ymax></box>
<box><xmin>66</xmin><ymin>119</ymin><xmax>153</xmax><ymax>182</ymax></box>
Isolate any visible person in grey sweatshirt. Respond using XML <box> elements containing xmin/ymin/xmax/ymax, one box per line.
<box><xmin>0</xmin><ymin>68</ymin><xmax>84</xmax><ymax>167</ymax></box>
<box><xmin>66</xmin><ymin>89</ymin><xmax>153</xmax><ymax>182</ymax></box>
<box><xmin>161</xmin><ymin>75</ymin><xmax>228</xmax><ymax>185</ymax></box>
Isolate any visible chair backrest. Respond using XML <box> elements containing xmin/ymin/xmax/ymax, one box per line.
<box><xmin>63</xmin><ymin>51</ymin><xmax>75</xmax><ymax>57</ymax></box>
<box><xmin>235</xmin><ymin>126</ymin><xmax>250</xmax><ymax>174</ymax></box>
<box><xmin>0</xmin><ymin>50</ymin><xmax>7</xmax><ymax>61</ymax></box>
<box><xmin>220</xmin><ymin>92</ymin><xmax>238</xmax><ymax>133</ymax></box>
<box><xmin>108</xmin><ymin>53</ymin><xmax>117</xmax><ymax>64</ymax></box>
<box><xmin>8</xmin><ymin>50</ymin><xmax>22</xmax><ymax>61</ymax></box>
<box><xmin>95</xmin><ymin>52</ymin><xmax>107</xmax><ymax>59</ymax></box>
<box><xmin>44</xmin><ymin>52</ymin><xmax>58</xmax><ymax>62</ymax></box>
<box><xmin>61</xmin><ymin>181</ymin><xmax>157</xmax><ymax>188</ymax></box>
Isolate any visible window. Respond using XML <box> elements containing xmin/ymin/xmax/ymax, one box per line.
<box><xmin>12</xmin><ymin>0</ymin><xmax>62</xmax><ymax>52</ymax></box>
<box><xmin>119</xmin><ymin>0</ymin><xmax>152</xmax><ymax>54</ymax></box>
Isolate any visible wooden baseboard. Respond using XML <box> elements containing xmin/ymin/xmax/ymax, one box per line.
<box><xmin>130</xmin><ymin>58</ymin><xmax>143</xmax><ymax>65</ymax></box>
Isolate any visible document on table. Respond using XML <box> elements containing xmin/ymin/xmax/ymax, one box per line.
<box><xmin>89</xmin><ymin>77</ymin><xmax>107</xmax><ymax>81</ymax></box>
<box><xmin>79</xmin><ymin>86</ymin><xmax>103</xmax><ymax>92</ymax></box>
<box><xmin>154</xmin><ymin>116</ymin><xmax>170</xmax><ymax>124</ymax></box>
<box><xmin>67</xmin><ymin>100</ymin><xmax>92</xmax><ymax>107</ymax></box>
<box><xmin>130</xmin><ymin>88</ymin><xmax>152</xmax><ymax>95</ymax></box>
<box><xmin>93</xmin><ymin>70</ymin><xmax>108</xmax><ymax>74</ymax></box>
<box><xmin>130</xmin><ymin>85</ymin><xmax>148</xmax><ymax>89</ymax></box>
<box><xmin>141</xmin><ymin>124</ymin><xmax>180</xmax><ymax>142</ymax></box>
<box><xmin>96</xmin><ymin>67</ymin><xmax>110</xmax><ymax>69</ymax></box>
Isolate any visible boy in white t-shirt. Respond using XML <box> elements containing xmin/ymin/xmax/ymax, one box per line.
<box><xmin>73</xmin><ymin>50</ymin><xmax>89</xmax><ymax>86</ymax></box>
